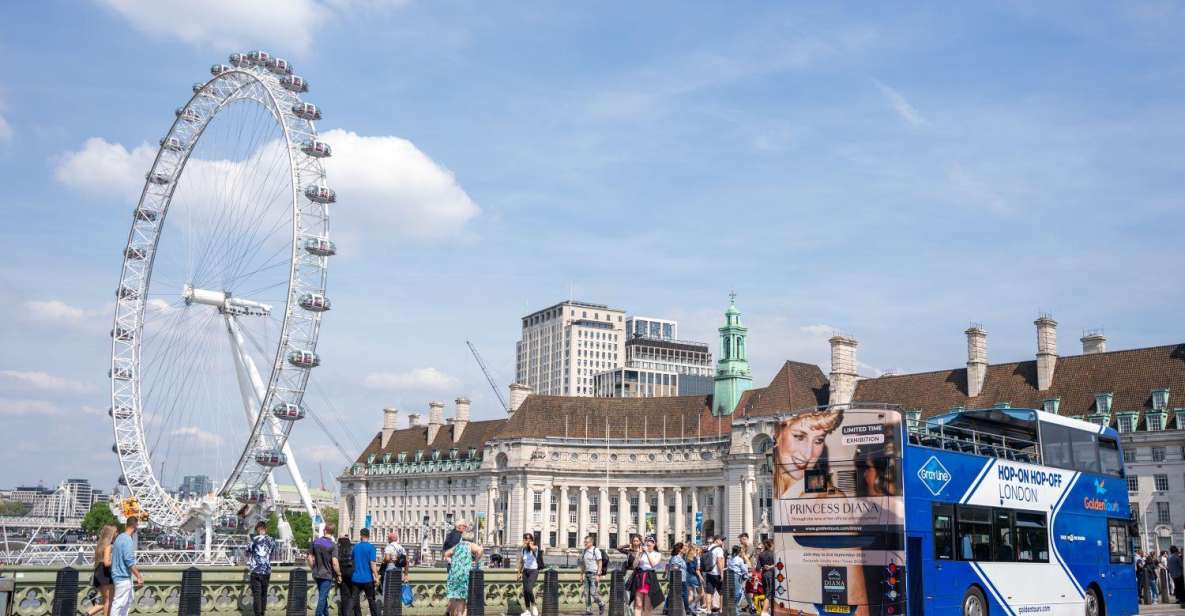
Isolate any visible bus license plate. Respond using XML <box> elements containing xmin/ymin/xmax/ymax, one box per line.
<box><xmin>823</xmin><ymin>606</ymin><xmax>851</xmax><ymax>614</ymax></box>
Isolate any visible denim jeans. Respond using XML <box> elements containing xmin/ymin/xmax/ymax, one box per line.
<box><xmin>583</xmin><ymin>572</ymin><xmax>605</xmax><ymax>613</ymax></box>
<box><xmin>315</xmin><ymin>578</ymin><xmax>333</xmax><ymax>616</ymax></box>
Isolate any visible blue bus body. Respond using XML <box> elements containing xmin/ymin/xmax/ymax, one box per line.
<box><xmin>902</xmin><ymin>409</ymin><xmax>1137</xmax><ymax>616</ymax></box>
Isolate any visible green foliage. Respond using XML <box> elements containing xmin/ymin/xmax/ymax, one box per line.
<box><xmin>264</xmin><ymin>510</ymin><xmax>314</xmax><ymax>549</ymax></box>
<box><xmin>0</xmin><ymin>500</ymin><xmax>32</xmax><ymax>517</ymax></box>
<box><xmin>321</xmin><ymin>506</ymin><xmax>338</xmax><ymax>532</ymax></box>
<box><xmin>81</xmin><ymin>501</ymin><xmax>119</xmax><ymax>535</ymax></box>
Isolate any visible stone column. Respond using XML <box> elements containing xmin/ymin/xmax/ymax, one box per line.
<box><xmin>618</xmin><ymin>487</ymin><xmax>630</xmax><ymax>537</ymax></box>
<box><xmin>656</xmin><ymin>488</ymin><xmax>667</xmax><ymax>549</ymax></box>
<box><xmin>742</xmin><ymin>476</ymin><xmax>754</xmax><ymax>541</ymax></box>
<box><xmin>509</xmin><ymin>480</ymin><xmax>524</xmax><ymax>544</ymax></box>
<box><xmin>486</xmin><ymin>485</ymin><xmax>498</xmax><ymax>544</ymax></box>
<box><xmin>356</xmin><ymin>482</ymin><xmax>368</xmax><ymax>539</ymax></box>
<box><xmin>673</xmin><ymin>487</ymin><xmax>685</xmax><ymax>543</ymax></box>
<box><xmin>559</xmin><ymin>485</ymin><xmax>570</xmax><ymax>547</ymax></box>
<box><xmin>637</xmin><ymin>487</ymin><xmax>648</xmax><ymax>538</ymax></box>
<box><xmin>578</xmin><ymin>486</ymin><xmax>590</xmax><ymax>543</ymax></box>
<box><xmin>540</xmin><ymin>486</ymin><xmax>552</xmax><ymax>547</ymax></box>
<box><xmin>715</xmin><ymin>486</ymin><xmax>724</xmax><ymax>536</ymax></box>
<box><xmin>689</xmin><ymin>488</ymin><xmax>700</xmax><ymax>543</ymax></box>
<box><xmin>598</xmin><ymin>486</ymin><xmax>610</xmax><ymax>547</ymax></box>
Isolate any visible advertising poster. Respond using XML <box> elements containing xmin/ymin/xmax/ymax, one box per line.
<box><xmin>645</xmin><ymin>511</ymin><xmax>656</xmax><ymax>536</ymax></box>
<box><xmin>771</xmin><ymin>407</ymin><xmax>905</xmax><ymax>616</ymax></box>
<box><xmin>695</xmin><ymin>512</ymin><xmax>704</xmax><ymax>545</ymax></box>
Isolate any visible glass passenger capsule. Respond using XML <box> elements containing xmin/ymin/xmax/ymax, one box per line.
<box><xmin>254</xmin><ymin>449</ymin><xmax>287</xmax><ymax>467</ymax></box>
<box><xmin>287</xmin><ymin>349</ymin><xmax>320</xmax><ymax>368</ymax></box>
<box><xmin>135</xmin><ymin>208</ymin><xmax>160</xmax><ymax>222</ymax></box>
<box><xmin>160</xmin><ymin>136</ymin><xmax>184</xmax><ymax>151</ymax></box>
<box><xmin>175</xmin><ymin>107</ymin><xmax>200</xmax><ymax>123</ymax></box>
<box><xmin>304</xmin><ymin>237</ymin><xmax>337</xmax><ymax>256</ymax></box>
<box><xmin>299</xmin><ymin>293</ymin><xmax>331</xmax><ymax>312</ymax></box>
<box><xmin>211</xmin><ymin>64</ymin><xmax>231</xmax><ymax>76</ymax></box>
<box><xmin>266</xmin><ymin>57</ymin><xmax>292</xmax><ymax>75</ymax></box>
<box><xmin>235</xmin><ymin>488</ymin><xmax>268</xmax><ymax>504</ymax></box>
<box><xmin>281</xmin><ymin>75</ymin><xmax>308</xmax><ymax>93</ymax></box>
<box><xmin>117</xmin><ymin>286</ymin><xmax>139</xmax><ymax>300</ymax></box>
<box><xmin>272</xmin><ymin>402</ymin><xmax>306</xmax><ymax>421</ymax></box>
<box><xmin>110</xmin><ymin>367</ymin><xmax>133</xmax><ymax>380</ymax></box>
<box><xmin>147</xmin><ymin>171</ymin><xmax>172</xmax><ymax>185</ymax></box>
<box><xmin>110</xmin><ymin>405</ymin><xmax>133</xmax><ymax>419</ymax></box>
<box><xmin>124</xmin><ymin>245</ymin><xmax>148</xmax><ymax>260</ymax></box>
<box><xmin>229</xmin><ymin>53</ymin><xmax>251</xmax><ymax>67</ymax></box>
<box><xmin>247</xmin><ymin>50</ymin><xmax>271</xmax><ymax>65</ymax></box>
<box><xmin>117</xmin><ymin>475</ymin><xmax>127</xmax><ymax>486</ymax></box>
<box><xmin>304</xmin><ymin>185</ymin><xmax>336</xmax><ymax>204</ymax></box>
<box><xmin>301</xmin><ymin>140</ymin><xmax>331</xmax><ymax>158</ymax></box>
<box><xmin>292</xmin><ymin>102</ymin><xmax>321</xmax><ymax>121</ymax></box>
<box><xmin>111</xmin><ymin>327</ymin><xmax>134</xmax><ymax>341</ymax></box>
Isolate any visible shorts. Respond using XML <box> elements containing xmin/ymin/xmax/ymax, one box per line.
<box><xmin>705</xmin><ymin>574</ymin><xmax>722</xmax><ymax>595</ymax></box>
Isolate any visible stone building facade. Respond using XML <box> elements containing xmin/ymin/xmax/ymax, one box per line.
<box><xmin>342</xmin><ymin>308</ymin><xmax>1185</xmax><ymax>554</ymax></box>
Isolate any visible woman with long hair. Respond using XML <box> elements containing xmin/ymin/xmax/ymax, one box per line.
<box><xmin>86</xmin><ymin>524</ymin><xmax>117</xmax><ymax>616</ymax></box>
<box><xmin>443</xmin><ymin>530</ymin><xmax>482</xmax><ymax>616</ymax></box>
<box><xmin>517</xmin><ymin>533</ymin><xmax>543</xmax><ymax>616</ymax></box>
<box><xmin>772</xmin><ymin>409</ymin><xmax>844</xmax><ymax>498</ymax></box>
<box><xmin>684</xmin><ymin>545</ymin><xmax>705</xmax><ymax>614</ymax></box>
<box><xmin>337</xmin><ymin>536</ymin><xmax>361</xmax><ymax>616</ymax></box>
<box><xmin>626</xmin><ymin>537</ymin><xmax>664</xmax><ymax>616</ymax></box>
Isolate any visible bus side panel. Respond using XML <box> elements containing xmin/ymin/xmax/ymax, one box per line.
<box><xmin>1052</xmin><ymin>477</ymin><xmax>1138</xmax><ymax>616</ymax></box>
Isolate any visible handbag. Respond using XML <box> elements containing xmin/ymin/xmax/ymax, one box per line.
<box><xmin>402</xmin><ymin>583</ymin><xmax>415</xmax><ymax>606</ymax></box>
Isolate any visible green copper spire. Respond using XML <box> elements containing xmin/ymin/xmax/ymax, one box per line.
<box><xmin>713</xmin><ymin>292</ymin><xmax>752</xmax><ymax>416</ymax></box>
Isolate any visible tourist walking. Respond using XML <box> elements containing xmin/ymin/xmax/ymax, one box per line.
<box><xmin>756</xmin><ymin>540</ymin><xmax>775</xmax><ymax>616</ymax></box>
<box><xmin>422</xmin><ymin>536</ymin><xmax>433</xmax><ymax>567</ymax></box>
<box><xmin>86</xmin><ymin>524</ymin><xmax>117</xmax><ymax>616</ymax></box>
<box><xmin>443</xmin><ymin>530</ymin><xmax>482</xmax><ymax>616</ymax></box>
<box><xmin>308</xmin><ymin>524</ymin><xmax>340</xmax><ymax>616</ymax></box>
<box><xmin>109</xmin><ymin>517</ymin><xmax>143</xmax><ymax>616</ymax></box>
<box><xmin>1148</xmin><ymin>556</ymin><xmax>1162</xmax><ymax>603</ymax></box>
<box><xmin>1169</xmin><ymin>546</ymin><xmax>1184</xmax><ymax>605</ymax></box>
<box><xmin>518</xmin><ymin>533</ymin><xmax>545</xmax><ymax>616</ymax></box>
<box><xmin>351</xmin><ymin>528</ymin><xmax>380</xmax><ymax>615</ymax></box>
<box><xmin>579</xmin><ymin>535</ymin><xmax>606</xmax><ymax>616</ymax></box>
<box><xmin>246</xmin><ymin>521</ymin><xmax>276</xmax><ymax>616</ymax></box>
<box><xmin>704</xmin><ymin>536</ymin><xmax>726</xmax><ymax>614</ymax></box>
<box><xmin>383</xmin><ymin>531</ymin><xmax>408</xmax><ymax>598</ymax></box>
<box><xmin>684</xmin><ymin>545</ymin><xmax>705</xmax><ymax>614</ymax></box>
<box><xmin>727</xmin><ymin>546</ymin><xmax>749</xmax><ymax>616</ymax></box>
<box><xmin>1136</xmin><ymin>549</ymin><xmax>1147</xmax><ymax>603</ymax></box>
<box><xmin>668</xmin><ymin>542</ymin><xmax>690</xmax><ymax>615</ymax></box>
<box><xmin>626</xmin><ymin>537</ymin><xmax>664</xmax><ymax>616</ymax></box>
<box><xmin>338</xmin><ymin>537</ymin><xmax>362</xmax><ymax>616</ymax></box>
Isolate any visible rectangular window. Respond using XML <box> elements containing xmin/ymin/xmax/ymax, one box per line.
<box><xmin>1099</xmin><ymin>437</ymin><xmax>1122</xmax><ymax>476</ymax></box>
<box><xmin>1148</xmin><ymin>415</ymin><xmax>1164</xmax><ymax>431</ymax></box>
<box><xmin>1157</xmin><ymin>502</ymin><xmax>1171</xmax><ymax>524</ymax></box>
<box><xmin>1118</xmin><ymin>415</ymin><xmax>1135</xmax><ymax>433</ymax></box>
<box><xmin>1040</xmin><ymin>422</ymin><xmax>1074</xmax><ymax>471</ymax></box>
<box><xmin>533</xmin><ymin>492</ymin><xmax>542</xmax><ymax>512</ymax></box>
<box><xmin>1123</xmin><ymin>449</ymin><xmax>1137</xmax><ymax>463</ymax></box>
<box><xmin>1153</xmin><ymin>447</ymin><xmax>1166</xmax><ymax>462</ymax></box>
<box><xmin>1108</xmin><ymin>518</ymin><xmax>1131</xmax><ymax>564</ymax></box>
<box><xmin>993</xmin><ymin>509</ymin><xmax>1015</xmax><ymax>561</ymax></box>
<box><xmin>1014</xmin><ymin>511</ymin><xmax>1049</xmax><ymax>563</ymax></box>
<box><xmin>1127</xmin><ymin>476</ymin><xmax>1139</xmax><ymax>493</ymax></box>
<box><xmin>956</xmin><ymin>506</ymin><xmax>993</xmax><ymax>561</ymax></box>
<box><xmin>933</xmin><ymin>504</ymin><xmax>955</xmax><ymax>560</ymax></box>
<box><xmin>1155</xmin><ymin>474</ymin><xmax>1169</xmax><ymax>491</ymax></box>
<box><xmin>1069</xmin><ymin>428</ymin><xmax>1101</xmax><ymax>473</ymax></box>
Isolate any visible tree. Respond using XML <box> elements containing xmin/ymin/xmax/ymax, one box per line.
<box><xmin>265</xmin><ymin>510</ymin><xmax>314</xmax><ymax>549</ymax></box>
<box><xmin>321</xmin><ymin>506</ymin><xmax>338</xmax><ymax>532</ymax></box>
<box><xmin>81</xmin><ymin>501</ymin><xmax>119</xmax><ymax>536</ymax></box>
<box><xmin>0</xmin><ymin>500</ymin><xmax>31</xmax><ymax>517</ymax></box>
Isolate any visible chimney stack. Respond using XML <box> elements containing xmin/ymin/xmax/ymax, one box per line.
<box><xmin>1035</xmin><ymin>314</ymin><xmax>1058</xmax><ymax>391</ymax></box>
<box><xmin>427</xmin><ymin>401</ymin><xmax>445</xmax><ymax>443</ymax></box>
<box><xmin>508</xmin><ymin>383</ymin><xmax>532</xmax><ymax>416</ymax></box>
<box><xmin>827</xmin><ymin>335</ymin><xmax>859</xmax><ymax>406</ymax></box>
<box><xmin>407</xmin><ymin>413</ymin><xmax>422</xmax><ymax>428</ymax></box>
<box><xmin>453</xmin><ymin>397</ymin><xmax>470</xmax><ymax>442</ymax></box>
<box><xmin>965</xmin><ymin>324</ymin><xmax>987</xmax><ymax>398</ymax></box>
<box><xmin>381</xmin><ymin>407</ymin><xmax>399</xmax><ymax>448</ymax></box>
<box><xmin>1081</xmin><ymin>329</ymin><xmax>1106</xmax><ymax>355</ymax></box>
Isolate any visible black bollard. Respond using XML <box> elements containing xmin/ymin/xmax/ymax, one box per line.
<box><xmin>541</xmin><ymin>568</ymin><xmax>560</xmax><ymax>616</ymax></box>
<box><xmin>608</xmin><ymin>570</ymin><xmax>625</xmax><ymax>616</ymax></box>
<box><xmin>51</xmin><ymin>566</ymin><xmax>79</xmax><ymax>616</ymax></box>
<box><xmin>179</xmin><ymin>566</ymin><xmax>202</xmax><ymax>616</ymax></box>
<box><xmin>467</xmin><ymin>568</ymin><xmax>485</xmax><ymax>616</ymax></box>
<box><xmin>721</xmin><ymin>570</ymin><xmax>736</xmax><ymax>616</ymax></box>
<box><xmin>383</xmin><ymin>568</ymin><xmax>403</xmax><ymax>616</ymax></box>
<box><xmin>285</xmin><ymin>568</ymin><xmax>308</xmax><ymax>616</ymax></box>
<box><xmin>667</xmin><ymin>570</ymin><xmax>684</xmax><ymax>616</ymax></box>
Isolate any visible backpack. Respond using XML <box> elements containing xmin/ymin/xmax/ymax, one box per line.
<box><xmin>599</xmin><ymin>548</ymin><xmax>611</xmax><ymax>573</ymax></box>
<box><xmin>699</xmin><ymin>549</ymin><xmax>715</xmax><ymax>574</ymax></box>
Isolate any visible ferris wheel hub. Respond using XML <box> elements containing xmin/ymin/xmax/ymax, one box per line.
<box><xmin>182</xmin><ymin>284</ymin><xmax>272</xmax><ymax>317</ymax></box>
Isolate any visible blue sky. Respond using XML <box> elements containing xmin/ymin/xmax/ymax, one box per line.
<box><xmin>2</xmin><ymin>1</ymin><xmax>1184</xmax><ymax>490</ymax></box>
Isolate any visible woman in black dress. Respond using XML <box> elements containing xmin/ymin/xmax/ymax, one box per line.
<box><xmin>86</xmin><ymin>524</ymin><xmax>117</xmax><ymax>616</ymax></box>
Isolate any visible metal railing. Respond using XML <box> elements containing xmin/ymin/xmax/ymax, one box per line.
<box><xmin>907</xmin><ymin>422</ymin><xmax>1042</xmax><ymax>464</ymax></box>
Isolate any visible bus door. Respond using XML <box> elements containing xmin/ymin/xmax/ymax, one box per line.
<box><xmin>906</xmin><ymin>533</ymin><xmax>925</xmax><ymax>615</ymax></box>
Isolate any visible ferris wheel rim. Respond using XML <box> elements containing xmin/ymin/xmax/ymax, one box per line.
<box><xmin>109</xmin><ymin>54</ymin><xmax>331</xmax><ymax>529</ymax></box>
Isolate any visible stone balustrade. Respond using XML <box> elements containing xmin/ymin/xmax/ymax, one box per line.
<box><xmin>2</xmin><ymin>566</ymin><xmax>596</xmax><ymax>615</ymax></box>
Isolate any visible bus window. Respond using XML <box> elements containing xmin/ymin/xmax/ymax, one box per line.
<box><xmin>993</xmin><ymin>509</ymin><xmax>1015</xmax><ymax>561</ymax></box>
<box><xmin>1070</xmin><ymin>428</ymin><xmax>1101</xmax><ymax>474</ymax></box>
<box><xmin>1108</xmin><ymin>518</ymin><xmax>1130</xmax><ymax>564</ymax></box>
<box><xmin>1099</xmin><ymin>437</ymin><xmax>1122</xmax><ymax>477</ymax></box>
<box><xmin>1015</xmin><ymin>512</ymin><xmax>1049</xmax><ymax>563</ymax></box>
<box><xmin>1040</xmin><ymin>422</ymin><xmax>1074</xmax><ymax>471</ymax></box>
<box><xmin>932</xmin><ymin>503</ymin><xmax>954</xmax><ymax>560</ymax></box>
<box><xmin>956</xmin><ymin>506</ymin><xmax>992</xmax><ymax>561</ymax></box>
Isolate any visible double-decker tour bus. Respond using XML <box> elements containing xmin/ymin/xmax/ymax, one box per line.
<box><xmin>769</xmin><ymin>404</ymin><xmax>1136</xmax><ymax>616</ymax></box>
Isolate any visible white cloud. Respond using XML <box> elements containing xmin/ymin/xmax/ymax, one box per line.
<box><xmin>0</xmin><ymin>371</ymin><xmax>92</xmax><ymax>394</ymax></box>
<box><xmin>55</xmin><ymin>130</ymin><xmax>479</xmax><ymax>241</ymax></box>
<box><xmin>0</xmin><ymin>113</ymin><xmax>10</xmax><ymax>143</ymax></box>
<box><xmin>23</xmin><ymin>300</ymin><xmax>87</xmax><ymax>323</ymax></box>
<box><xmin>305</xmin><ymin>444</ymin><xmax>349</xmax><ymax>464</ymax></box>
<box><xmin>97</xmin><ymin>0</ymin><xmax>325</xmax><ymax>53</ymax></box>
<box><xmin>54</xmin><ymin>138</ymin><xmax>155</xmax><ymax>199</ymax></box>
<box><xmin>170</xmin><ymin>426</ymin><xmax>224</xmax><ymax>446</ymax></box>
<box><xmin>0</xmin><ymin>399</ymin><xmax>59</xmax><ymax>417</ymax></box>
<box><xmin>874</xmin><ymin>80</ymin><xmax>927</xmax><ymax>128</ymax></box>
<box><xmin>319</xmin><ymin>129</ymin><xmax>480</xmax><ymax>240</ymax></box>
<box><xmin>362</xmin><ymin>367</ymin><xmax>460</xmax><ymax>392</ymax></box>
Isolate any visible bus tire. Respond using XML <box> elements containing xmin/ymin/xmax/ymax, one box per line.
<box><xmin>962</xmin><ymin>586</ymin><xmax>987</xmax><ymax>616</ymax></box>
<box><xmin>1084</xmin><ymin>585</ymin><xmax>1103</xmax><ymax>616</ymax></box>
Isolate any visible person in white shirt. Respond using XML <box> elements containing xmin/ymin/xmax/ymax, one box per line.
<box><xmin>705</xmin><ymin>536</ymin><xmax>727</xmax><ymax>614</ymax></box>
<box><xmin>517</xmin><ymin>533</ymin><xmax>545</xmax><ymax>616</ymax></box>
<box><xmin>579</xmin><ymin>535</ymin><xmax>606</xmax><ymax>616</ymax></box>
<box><xmin>727</xmin><ymin>546</ymin><xmax>749</xmax><ymax>616</ymax></box>
<box><xmin>383</xmin><ymin>532</ymin><xmax>408</xmax><ymax>597</ymax></box>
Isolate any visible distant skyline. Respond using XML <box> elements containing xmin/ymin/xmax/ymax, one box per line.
<box><xmin>2</xmin><ymin>2</ymin><xmax>1185</xmax><ymax>488</ymax></box>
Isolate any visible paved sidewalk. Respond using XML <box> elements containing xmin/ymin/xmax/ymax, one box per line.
<box><xmin>1141</xmin><ymin>604</ymin><xmax>1185</xmax><ymax>615</ymax></box>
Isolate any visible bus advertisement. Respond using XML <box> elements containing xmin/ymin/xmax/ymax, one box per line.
<box><xmin>770</xmin><ymin>405</ymin><xmax>1137</xmax><ymax>616</ymax></box>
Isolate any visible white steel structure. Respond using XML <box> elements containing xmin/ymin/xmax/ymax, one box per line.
<box><xmin>109</xmin><ymin>51</ymin><xmax>333</xmax><ymax>534</ymax></box>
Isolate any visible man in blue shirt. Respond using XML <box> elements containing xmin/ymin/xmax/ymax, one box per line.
<box><xmin>246</xmin><ymin>521</ymin><xmax>277</xmax><ymax>616</ymax></box>
<box><xmin>352</xmin><ymin>528</ymin><xmax>380</xmax><ymax>615</ymax></box>
<box><xmin>110</xmin><ymin>517</ymin><xmax>143</xmax><ymax>616</ymax></box>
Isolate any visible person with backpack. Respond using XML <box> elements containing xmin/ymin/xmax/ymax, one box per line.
<box><xmin>579</xmin><ymin>535</ymin><xmax>606</xmax><ymax>616</ymax></box>
<box><xmin>383</xmin><ymin>532</ymin><xmax>409</xmax><ymax>600</ymax></box>
<box><xmin>518</xmin><ymin>533</ymin><xmax>545</xmax><ymax>616</ymax></box>
<box><xmin>756</xmin><ymin>539</ymin><xmax>776</xmax><ymax>616</ymax></box>
<box><xmin>307</xmin><ymin>524</ymin><xmax>340</xmax><ymax>616</ymax></box>
<box><xmin>702</xmin><ymin>536</ymin><xmax>726</xmax><ymax>614</ymax></box>
<box><xmin>338</xmin><ymin>536</ymin><xmax>362</xmax><ymax>616</ymax></box>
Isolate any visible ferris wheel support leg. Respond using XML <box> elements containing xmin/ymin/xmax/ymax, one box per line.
<box><xmin>224</xmin><ymin>316</ymin><xmax>285</xmax><ymax>514</ymax></box>
<box><xmin>203</xmin><ymin>517</ymin><xmax>213</xmax><ymax>561</ymax></box>
<box><xmin>224</xmin><ymin>314</ymin><xmax>323</xmax><ymax>536</ymax></box>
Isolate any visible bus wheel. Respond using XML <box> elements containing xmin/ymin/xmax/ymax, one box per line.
<box><xmin>1084</xmin><ymin>587</ymin><xmax>1102</xmax><ymax>616</ymax></box>
<box><xmin>962</xmin><ymin>587</ymin><xmax>987</xmax><ymax>616</ymax></box>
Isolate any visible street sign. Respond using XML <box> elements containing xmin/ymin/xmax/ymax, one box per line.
<box><xmin>364</xmin><ymin>514</ymin><xmax>372</xmax><ymax>529</ymax></box>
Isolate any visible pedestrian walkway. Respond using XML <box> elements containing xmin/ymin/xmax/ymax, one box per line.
<box><xmin>1142</xmin><ymin>604</ymin><xmax>1185</xmax><ymax>615</ymax></box>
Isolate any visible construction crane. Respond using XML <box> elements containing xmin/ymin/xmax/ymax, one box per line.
<box><xmin>466</xmin><ymin>340</ymin><xmax>508</xmax><ymax>412</ymax></box>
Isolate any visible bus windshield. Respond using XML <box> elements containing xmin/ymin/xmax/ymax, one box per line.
<box><xmin>770</xmin><ymin>406</ymin><xmax>905</xmax><ymax>615</ymax></box>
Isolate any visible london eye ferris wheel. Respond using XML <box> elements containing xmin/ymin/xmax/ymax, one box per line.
<box><xmin>109</xmin><ymin>50</ymin><xmax>334</xmax><ymax>534</ymax></box>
